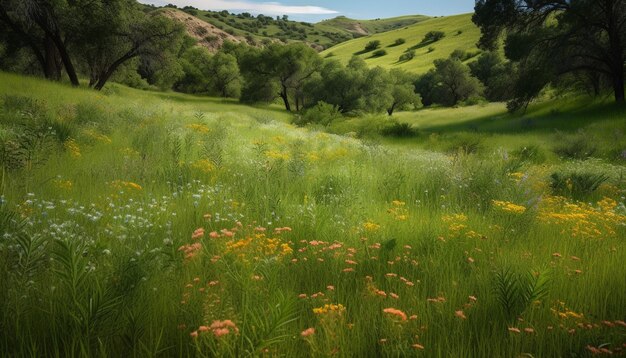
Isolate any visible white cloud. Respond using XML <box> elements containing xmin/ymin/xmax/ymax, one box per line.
<box><xmin>145</xmin><ymin>0</ymin><xmax>338</xmax><ymax>15</ymax></box>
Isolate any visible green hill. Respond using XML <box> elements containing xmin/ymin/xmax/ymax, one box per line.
<box><xmin>321</xmin><ymin>13</ymin><xmax>481</xmax><ymax>73</ymax></box>
<box><xmin>146</xmin><ymin>4</ymin><xmax>430</xmax><ymax>50</ymax></box>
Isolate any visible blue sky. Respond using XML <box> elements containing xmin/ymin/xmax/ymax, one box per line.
<box><xmin>140</xmin><ymin>0</ymin><xmax>474</xmax><ymax>22</ymax></box>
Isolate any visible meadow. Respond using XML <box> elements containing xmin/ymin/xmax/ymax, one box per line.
<box><xmin>321</xmin><ymin>14</ymin><xmax>481</xmax><ymax>73</ymax></box>
<box><xmin>1</xmin><ymin>71</ymin><xmax>625</xmax><ymax>357</ymax></box>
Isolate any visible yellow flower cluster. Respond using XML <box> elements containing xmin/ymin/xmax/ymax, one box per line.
<box><xmin>538</xmin><ymin>196</ymin><xmax>625</xmax><ymax>239</ymax></box>
<box><xmin>492</xmin><ymin>200</ymin><xmax>527</xmax><ymax>214</ymax></box>
<box><xmin>265</xmin><ymin>150</ymin><xmax>290</xmax><ymax>161</ymax></box>
<box><xmin>110</xmin><ymin>180</ymin><xmax>143</xmax><ymax>191</ymax></box>
<box><xmin>64</xmin><ymin>139</ymin><xmax>81</xmax><ymax>158</ymax></box>
<box><xmin>225</xmin><ymin>234</ymin><xmax>293</xmax><ymax>261</ymax></box>
<box><xmin>190</xmin><ymin>159</ymin><xmax>215</xmax><ymax>173</ymax></box>
<box><xmin>186</xmin><ymin>123</ymin><xmax>210</xmax><ymax>133</ymax></box>
<box><xmin>363</xmin><ymin>221</ymin><xmax>381</xmax><ymax>232</ymax></box>
<box><xmin>508</xmin><ymin>172</ymin><xmax>526</xmax><ymax>182</ymax></box>
<box><xmin>387</xmin><ymin>200</ymin><xmax>408</xmax><ymax>221</ymax></box>
<box><xmin>442</xmin><ymin>214</ymin><xmax>468</xmax><ymax>236</ymax></box>
<box><xmin>313</xmin><ymin>304</ymin><xmax>346</xmax><ymax>315</ymax></box>
<box><xmin>54</xmin><ymin>179</ymin><xmax>73</xmax><ymax>191</ymax></box>
<box><xmin>551</xmin><ymin>301</ymin><xmax>584</xmax><ymax>320</ymax></box>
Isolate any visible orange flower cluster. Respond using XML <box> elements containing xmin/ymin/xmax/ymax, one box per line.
<box><xmin>383</xmin><ymin>308</ymin><xmax>407</xmax><ymax>321</ymax></box>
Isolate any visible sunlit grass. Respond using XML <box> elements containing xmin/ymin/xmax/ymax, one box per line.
<box><xmin>0</xmin><ymin>72</ymin><xmax>625</xmax><ymax>356</ymax></box>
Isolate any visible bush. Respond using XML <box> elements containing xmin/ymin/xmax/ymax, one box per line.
<box><xmin>422</xmin><ymin>31</ymin><xmax>445</xmax><ymax>44</ymax></box>
<box><xmin>293</xmin><ymin>101</ymin><xmax>342</xmax><ymax>127</ymax></box>
<box><xmin>399</xmin><ymin>50</ymin><xmax>415</xmax><ymax>62</ymax></box>
<box><xmin>552</xmin><ymin>130</ymin><xmax>597</xmax><ymax>159</ymax></box>
<box><xmin>550</xmin><ymin>171</ymin><xmax>609</xmax><ymax>200</ymax></box>
<box><xmin>372</xmin><ymin>49</ymin><xmax>387</xmax><ymax>57</ymax></box>
<box><xmin>393</xmin><ymin>38</ymin><xmax>406</xmax><ymax>46</ymax></box>
<box><xmin>380</xmin><ymin>121</ymin><xmax>417</xmax><ymax>137</ymax></box>
<box><xmin>445</xmin><ymin>133</ymin><xmax>483</xmax><ymax>154</ymax></box>
<box><xmin>364</xmin><ymin>40</ymin><xmax>381</xmax><ymax>52</ymax></box>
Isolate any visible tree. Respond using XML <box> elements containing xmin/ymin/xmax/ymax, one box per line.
<box><xmin>473</xmin><ymin>0</ymin><xmax>626</xmax><ymax>105</ymax></box>
<box><xmin>76</xmin><ymin>3</ymin><xmax>186</xmax><ymax>90</ymax></box>
<box><xmin>241</xmin><ymin>43</ymin><xmax>321</xmax><ymax>111</ymax></box>
<box><xmin>387</xmin><ymin>69</ymin><xmax>421</xmax><ymax>115</ymax></box>
<box><xmin>0</xmin><ymin>0</ymin><xmax>80</xmax><ymax>85</ymax></box>
<box><xmin>469</xmin><ymin>51</ymin><xmax>515</xmax><ymax>102</ymax></box>
<box><xmin>433</xmin><ymin>58</ymin><xmax>483</xmax><ymax>106</ymax></box>
<box><xmin>176</xmin><ymin>46</ymin><xmax>213</xmax><ymax>93</ymax></box>
<box><xmin>208</xmin><ymin>52</ymin><xmax>242</xmax><ymax>98</ymax></box>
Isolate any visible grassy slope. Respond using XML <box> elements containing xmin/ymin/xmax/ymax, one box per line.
<box><xmin>318</xmin><ymin>15</ymin><xmax>430</xmax><ymax>34</ymax></box>
<box><xmin>1</xmin><ymin>72</ymin><xmax>625</xmax><ymax>356</ymax></box>
<box><xmin>173</xmin><ymin>8</ymin><xmax>429</xmax><ymax>49</ymax></box>
<box><xmin>321</xmin><ymin>14</ymin><xmax>481</xmax><ymax>73</ymax></box>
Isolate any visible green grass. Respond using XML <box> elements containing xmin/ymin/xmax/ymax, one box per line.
<box><xmin>1</xmin><ymin>72</ymin><xmax>625</xmax><ymax>357</ymax></box>
<box><xmin>321</xmin><ymin>14</ymin><xmax>482</xmax><ymax>73</ymax></box>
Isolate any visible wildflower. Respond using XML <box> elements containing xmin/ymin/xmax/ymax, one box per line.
<box><xmin>298</xmin><ymin>294</ymin><xmax>307</xmax><ymax>299</ymax></box>
<box><xmin>301</xmin><ymin>328</ymin><xmax>315</xmax><ymax>337</ymax></box>
<box><xmin>409</xmin><ymin>315</ymin><xmax>418</xmax><ymax>320</ymax></box>
<box><xmin>455</xmin><ymin>310</ymin><xmax>467</xmax><ymax>320</ymax></box>
<box><xmin>327</xmin><ymin>285</ymin><xmax>335</xmax><ymax>291</ymax></box>
<box><xmin>524</xmin><ymin>328</ymin><xmax>535</xmax><ymax>334</ymax></box>
<box><xmin>508</xmin><ymin>327</ymin><xmax>521</xmax><ymax>334</ymax></box>
<box><xmin>383</xmin><ymin>308</ymin><xmax>407</xmax><ymax>321</ymax></box>
<box><xmin>468</xmin><ymin>296</ymin><xmax>477</xmax><ymax>302</ymax></box>
<box><xmin>191</xmin><ymin>228</ymin><xmax>205</xmax><ymax>240</ymax></box>
<box><xmin>190</xmin><ymin>331</ymin><xmax>198</xmax><ymax>338</ymax></box>
<box><xmin>389</xmin><ymin>293</ymin><xmax>399</xmax><ymax>299</ymax></box>
<box><xmin>412</xmin><ymin>344</ymin><xmax>425</xmax><ymax>350</ymax></box>
<box><xmin>363</xmin><ymin>221</ymin><xmax>381</xmax><ymax>232</ymax></box>
<box><xmin>492</xmin><ymin>200</ymin><xmax>527</xmax><ymax>214</ymax></box>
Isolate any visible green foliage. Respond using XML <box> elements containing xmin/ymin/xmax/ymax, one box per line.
<box><xmin>364</xmin><ymin>40</ymin><xmax>381</xmax><ymax>52</ymax></box>
<box><xmin>380</xmin><ymin>121</ymin><xmax>417</xmax><ymax>137</ymax></box>
<box><xmin>372</xmin><ymin>49</ymin><xmax>387</xmax><ymax>57</ymax></box>
<box><xmin>550</xmin><ymin>171</ymin><xmax>609</xmax><ymax>200</ymax></box>
<box><xmin>293</xmin><ymin>101</ymin><xmax>342</xmax><ymax>127</ymax></box>
<box><xmin>552</xmin><ymin>130</ymin><xmax>597</xmax><ymax>159</ymax></box>
<box><xmin>399</xmin><ymin>50</ymin><xmax>415</xmax><ymax>62</ymax></box>
<box><xmin>493</xmin><ymin>268</ymin><xmax>550</xmax><ymax>321</ymax></box>
<box><xmin>422</xmin><ymin>31</ymin><xmax>445</xmax><ymax>43</ymax></box>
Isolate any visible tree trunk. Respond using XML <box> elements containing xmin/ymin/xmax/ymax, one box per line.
<box><xmin>44</xmin><ymin>36</ymin><xmax>61</xmax><ymax>81</ymax></box>
<box><xmin>50</xmin><ymin>32</ymin><xmax>79</xmax><ymax>87</ymax></box>
<box><xmin>613</xmin><ymin>71</ymin><xmax>625</xmax><ymax>103</ymax></box>
<box><xmin>280</xmin><ymin>85</ymin><xmax>291</xmax><ymax>111</ymax></box>
<box><xmin>387</xmin><ymin>102</ymin><xmax>397</xmax><ymax>116</ymax></box>
<box><xmin>93</xmin><ymin>53</ymin><xmax>136</xmax><ymax>91</ymax></box>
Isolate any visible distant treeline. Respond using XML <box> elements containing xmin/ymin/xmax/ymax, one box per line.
<box><xmin>1</xmin><ymin>0</ymin><xmax>623</xmax><ymax>119</ymax></box>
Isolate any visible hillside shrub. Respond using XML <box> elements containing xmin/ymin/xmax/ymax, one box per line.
<box><xmin>364</xmin><ymin>40</ymin><xmax>381</xmax><ymax>52</ymax></box>
<box><xmin>372</xmin><ymin>49</ymin><xmax>387</xmax><ymax>57</ymax></box>
<box><xmin>422</xmin><ymin>31</ymin><xmax>445</xmax><ymax>44</ymax></box>
<box><xmin>293</xmin><ymin>101</ymin><xmax>342</xmax><ymax>127</ymax></box>
<box><xmin>380</xmin><ymin>121</ymin><xmax>417</xmax><ymax>137</ymax></box>
<box><xmin>399</xmin><ymin>50</ymin><xmax>415</xmax><ymax>62</ymax></box>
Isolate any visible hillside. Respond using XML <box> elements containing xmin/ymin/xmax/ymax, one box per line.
<box><xmin>148</xmin><ymin>5</ymin><xmax>430</xmax><ymax>51</ymax></box>
<box><xmin>321</xmin><ymin>14</ymin><xmax>482</xmax><ymax>73</ymax></box>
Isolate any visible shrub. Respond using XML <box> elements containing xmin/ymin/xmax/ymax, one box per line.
<box><xmin>293</xmin><ymin>101</ymin><xmax>342</xmax><ymax>127</ymax></box>
<box><xmin>372</xmin><ymin>49</ymin><xmax>387</xmax><ymax>57</ymax></box>
<box><xmin>393</xmin><ymin>38</ymin><xmax>406</xmax><ymax>46</ymax></box>
<box><xmin>364</xmin><ymin>40</ymin><xmax>381</xmax><ymax>52</ymax></box>
<box><xmin>422</xmin><ymin>31</ymin><xmax>445</xmax><ymax>44</ymax></box>
<box><xmin>552</xmin><ymin>130</ymin><xmax>597</xmax><ymax>159</ymax></box>
<box><xmin>427</xmin><ymin>47</ymin><xmax>435</xmax><ymax>53</ymax></box>
<box><xmin>399</xmin><ymin>50</ymin><xmax>415</xmax><ymax>62</ymax></box>
<box><xmin>550</xmin><ymin>171</ymin><xmax>609</xmax><ymax>200</ymax></box>
<box><xmin>380</xmin><ymin>121</ymin><xmax>417</xmax><ymax>137</ymax></box>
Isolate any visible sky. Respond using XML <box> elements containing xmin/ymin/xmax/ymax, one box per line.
<box><xmin>139</xmin><ymin>0</ymin><xmax>475</xmax><ymax>22</ymax></box>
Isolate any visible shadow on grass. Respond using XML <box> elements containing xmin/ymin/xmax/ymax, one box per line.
<box><xmin>420</xmin><ymin>100</ymin><xmax>625</xmax><ymax>135</ymax></box>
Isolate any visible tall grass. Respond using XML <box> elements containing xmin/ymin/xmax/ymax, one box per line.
<box><xmin>0</xmin><ymin>72</ymin><xmax>625</xmax><ymax>356</ymax></box>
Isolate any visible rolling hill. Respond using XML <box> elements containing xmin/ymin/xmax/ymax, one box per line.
<box><xmin>146</xmin><ymin>4</ymin><xmax>430</xmax><ymax>51</ymax></box>
<box><xmin>321</xmin><ymin>14</ymin><xmax>482</xmax><ymax>74</ymax></box>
